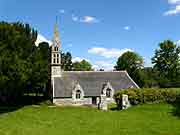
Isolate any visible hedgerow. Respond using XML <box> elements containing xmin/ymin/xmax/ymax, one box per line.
<box><xmin>114</xmin><ymin>88</ymin><xmax>180</xmax><ymax>109</ymax></box>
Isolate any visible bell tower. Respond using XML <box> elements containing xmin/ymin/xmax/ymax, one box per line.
<box><xmin>51</xmin><ymin>21</ymin><xmax>62</xmax><ymax>77</ymax></box>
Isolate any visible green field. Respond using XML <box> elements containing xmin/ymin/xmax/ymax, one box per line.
<box><xmin>0</xmin><ymin>103</ymin><xmax>180</xmax><ymax>135</ymax></box>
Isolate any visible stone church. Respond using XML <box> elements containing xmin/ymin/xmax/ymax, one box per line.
<box><xmin>50</xmin><ymin>23</ymin><xmax>139</xmax><ymax>107</ymax></box>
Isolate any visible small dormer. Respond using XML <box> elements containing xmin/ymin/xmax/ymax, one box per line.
<box><xmin>72</xmin><ymin>82</ymin><xmax>84</xmax><ymax>100</ymax></box>
<box><xmin>101</xmin><ymin>82</ymin><xmax>114</xmax><ymax>98</ymax></box>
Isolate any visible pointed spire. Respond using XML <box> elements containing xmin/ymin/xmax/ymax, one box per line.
<box><xmin>52</xmin><ymin>16</ymin><xmax>61</xmax><ymax>47</ymax></box>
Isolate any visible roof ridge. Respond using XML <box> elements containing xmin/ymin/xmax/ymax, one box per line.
<box><xmin>62</xmin><ymin>71</ymin><xmax>127</xmax><ymax>73</ymax></box>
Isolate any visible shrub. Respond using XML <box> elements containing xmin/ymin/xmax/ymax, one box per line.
<box><xmin>114</xmin><ymin>88</ymin><xmax>180</xmax><ymax>109</ymax></box>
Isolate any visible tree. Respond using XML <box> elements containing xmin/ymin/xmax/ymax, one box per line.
<box><xmin>115</xmin><ymin>51</ymin><xmax>144</xmax><ymax>73</ymax></box>
<box><xmin>136</xmin><ymin>67</ymin><xmax>159</xmax><ymax>88</ymax></box>
<box><xmin>72</xmin><ymin>60</ymin><xmax>93</xmax><ymax>71</ymax></box>
<box><xmin>27</xmin><ymin>42</ymin><xmax>49</xmax><ymax>96</ymax></box>
<box><xmin>114</xmin><ymin>51</ymin><xmax>144</xmax><ymax>87</ymax></box>
<box><xmin>0</xmin><ymin>22</ymin><xmax>38</xmax><ymax>104</ymax></box>
<box><xmin>0</xmin><ymin>22</ymin><xmax>51</xmax><ymax>104</ymax></box>
<box><xmin>61</xmin><ymin>52</ymin><xmax>73</xmax><ymax>71</ymax></box>
<box><xmin>152</xmin><ymin>40</ymin><xmax>180</xmax><ymax>87</ymax></box>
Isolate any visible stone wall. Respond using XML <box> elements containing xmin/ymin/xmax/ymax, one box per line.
<box><xmin>53</xmin><ymin>97</ymin><xmax>92</xmax><ymax>106</ymax></box>
<box><xmin>54</xmin><ymin>97</ymin><xmax>116</xmax><ymax>110</ymax></box>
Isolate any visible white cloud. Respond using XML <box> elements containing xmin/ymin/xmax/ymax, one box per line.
<box><xmin>80</xmin><ymin>16</ymin><xmax>99</xmax><ymax>23</ymax></box>
<box><xmin>95</xmin><ymin>60</ymin><xmax>114</xmax><ymax>70</ymax></box>
<box><xmin>88</xmin><ymin>47</ymin><xmax>133</xmax><ymax>58</ymax></box>
<box><xmin>168</xmin><ymin>0</ymin><xmax>180</xmax><ymax>4</ymax></box>
<box><xmin>72</xmin><ymin>57</ymin><xmax>115</xmax><ymax>71</ymax></box>
<box><xmin>176</xmin><ymin>40</ymin><xmax>180</xmax><ymax>45</ymax></box>
<box><xmin>177</xmin><ymin>40</ymin><xmax>180</xmax><ymax>44</ymax></box>
<box><xmin>35</xmin><ymin>34</ymin><xmax>52</xmax><ymax>46</ymax></box>
<box><xmin>164</xmin><ymin>5</ymin><xmax>180</xmax><ymax>15</ymax></box>
<box><xmin>72</xmin><ymin>57</ymin><xmax>90</xmax><ymax>63</ymax></box>
<box><xmin>92</xmin><ymin>65</ymin><xmax>99</xmax><ymax>71</ymax></box>
<box><xmin>72</xmin><ymin>14</ymin><xmax>79</xmax><ymax>22</ymax></box>
<box><xmin>59</xmin><ymin>9</ymin><xmax>65</xmax><ymax>14</ymax></box>
<box><xmin>72</xmin><ymin>57</ymin><xmax>113</xmax><ymax>70</ymax></box>
<box><xmin>72</xmin><ymin>14</ymin><xmax>99</xmax><ymax>23</ymax></box>
<box><xmin>124</xmin><ymin>26</ymin><xmax>131</xmax><ymax>31</ymax></box>
<box><xmin>143</xmin><ymin>57</ymin><xmax>153</xmax><ymax>67</ymax></box>
<box><xmin>164</xmin><ymin>0</ymin><xmax>180</xmax><ymax>16</ymax></box>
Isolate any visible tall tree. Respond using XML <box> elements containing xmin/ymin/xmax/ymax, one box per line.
<box><xmin>152</xmin><ymin>40</ymin><xmax>180</xmax><ymax>87</ymax></box>
<box><xmin>0</xmin><ymin>22</ymin><xmax>38</xmax><ymax>104</ymax></box>
<box><xmin>115</xmin><ymin>51</ymin><xmax>144</xmax><ymax>73</ymax></box>
<box><xmin>61</xmin><ymin>52</ymin><xmax>73</xmax><ymax>71</ymax></box>
<box><xmin>136</xmin><ymin>67</ymin><xmax>159</xmax><ymax>88</ymax></box>
<box><xmin>114</xmin><ymin>51</ymin><xmax>144</xmax><ymax>87</ymax></box>
<box><xmin>28</xmin><ymin>42</ymin><xmax>49</xmax><ymax>96</ymax></box>
<box><xmin>72</xmin><ymin>60</ymin><xmax>93</xmax><ymax>71</ymax></box>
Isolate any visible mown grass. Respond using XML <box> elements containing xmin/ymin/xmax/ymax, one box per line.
<box><xmin>0</xmin><ymin>103</ymin><xmax>180</xmax><ymax>135</ymax></box>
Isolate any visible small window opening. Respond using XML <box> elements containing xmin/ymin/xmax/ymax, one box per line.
<box><xmin>76</xmin><ymin>90</ymin><xmax>81</xmax><ymax>99</ymax></box>
<box><xmin>106</xmin><ymin>88</ymin><xmax>111</xmax><ymax>98</ymax></box>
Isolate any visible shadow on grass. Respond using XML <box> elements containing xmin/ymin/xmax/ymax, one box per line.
<box><xmin>108</xmin><ymin>103</ymin><xmax>120</xmax><ymax>111</ymax></box>
<box><xmin>109</xmin><ymin>106</ymin><xmax>120</xmax><ymax>111</ymax></box>
<box><xmin>0</xmin><ymin>106</ymin><xmax>23</xmax><ymax>114</ymax></box>
<box><xmin>0</xmin><ymin>96</ymin><xmax>50</xmax><ymax>115</ymax></box>
<box><xmin>170</xmin><ymin>101</ymin><xmax>180</xmax><ymax>118</ymax></box>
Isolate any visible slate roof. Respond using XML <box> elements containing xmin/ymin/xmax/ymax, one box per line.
<box><xmin>53</xmin><ymin>71</ymin><xmax>139</xmax><ymax>98</ymax></box>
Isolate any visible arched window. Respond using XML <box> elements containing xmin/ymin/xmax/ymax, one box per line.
<box><xmin>53</xmin><ymin>58</ymin><xmax>56</xmax><ymax>63</ymax></box>
<box><xmin>106</xmin><ymin>88</ymin><xmax>111</xmax><ymax>98</ymax></box>
<box><xmin>54</xmin><ymin>54</ymin><xmax>56</xmax><ymax>58</ymax></box>
<box><xmin>76</xmin><ymin>90</ymin><xmax>81</xmax><ymax>99</ymax></box>
<box><xmin>57</xmin><ymin>58</ymin><xmax>59</xmax><ymax>63</ymax></box>
<box><xmin>54</xmin><ymin>47</ymin><xmax>58</xmax><ymax>51</ymax></box>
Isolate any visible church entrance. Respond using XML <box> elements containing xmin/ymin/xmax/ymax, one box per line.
<box><xmin>92</xmin><ymin>97</ymin><xmax>97</xmax><ymax>105</ymax></box>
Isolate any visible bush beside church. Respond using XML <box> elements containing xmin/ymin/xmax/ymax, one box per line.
<box><xmin>114</xmin><ymin>88</ymin><xmax>180</xmax><ymax>109</ymax></box>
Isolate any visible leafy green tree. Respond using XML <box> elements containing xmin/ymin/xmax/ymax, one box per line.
<box><xmin>114</xmin><ymin>51</ymin><xmax>144</xmax><ymax>87</ymax></box>
<box><xmin>0</xmin><ymin>22</ymin><xmax>38</xmax><ymax>104</ymax></box>
<box><xmin>61</xmin><ymin>52</ymin><xmax>73</xmax><ymax>71</ymax></box>
<box><xmin>28</xmin><ymin>42</ymin><xmax>49</xmax><ymax>96</ymax></box>
<box><xmin>136</xmin><ymin>67</ymin><xmax>159</xmax><ymax>88</ymax></box>
<box><xmin>0</xmin><ymin>22</ymin><xmax>51</xmax><ymax>104</ymax></box>
<box><xmin>115</xmin><ymin>51</ymin><xmax>144</xmax><ymax>73</ymax></box>
<box><xmin>152</xmin><ymin>40</ymin><xmax>180</xmax><ymax>79</ymax></box>
<box><xmin>72</xmin><ymin>60</ymin><xmax>93</xmax><ymax>71</ymax></box>
<box><xmin>152</xmin><ymin>40</ymin><xmax>180</xmax><ymax>87</ymax></box>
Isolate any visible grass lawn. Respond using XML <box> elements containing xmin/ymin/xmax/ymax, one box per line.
<box><xmin>0</xmin><ymin>103</ymin><xmax>180</xmax><ymax>135</ymax></box>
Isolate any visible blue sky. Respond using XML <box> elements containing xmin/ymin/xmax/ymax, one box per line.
<box><xmin>1</xmin><ymin>0</ymin><xmax>180</xmax><ymax>70</ymax></box>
